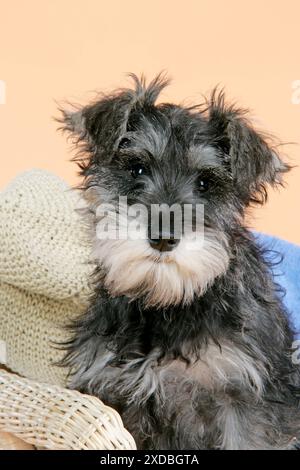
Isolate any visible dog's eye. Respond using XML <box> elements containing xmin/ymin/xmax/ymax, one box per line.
<box><xmin>198</xmin><ymin>178</ymin><xmax>210</xmax><ymax>192</ymax></box>
<box><xmin>129</xmin><ymin>163</ymin><xmax>146</xmax><ymax>179</ymax></box>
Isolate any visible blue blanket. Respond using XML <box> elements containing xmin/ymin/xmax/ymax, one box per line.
<box><xmin>255</xmin><ymin>233</ymin><xmax>300</xmax><ymax>338</ymax></box>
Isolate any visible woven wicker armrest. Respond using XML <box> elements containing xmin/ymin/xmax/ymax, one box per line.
<box><xmin>0</xmin><ymin>369</ymin><xmax>136</xmax><ymax>450</ymax></box>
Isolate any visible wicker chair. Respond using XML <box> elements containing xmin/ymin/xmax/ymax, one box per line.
<box><xmin>0</xmin><ymin>369</ymin><xmax>136</xmax><ymax>450</ymax></box>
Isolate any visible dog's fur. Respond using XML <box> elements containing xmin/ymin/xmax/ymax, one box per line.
<box><xmin>59</xmin><ymin>74</ymin><xmax>300</xmax><ymax>450</ymax></box>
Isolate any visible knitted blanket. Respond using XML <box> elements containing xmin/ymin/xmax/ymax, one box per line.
<box><xmin>0</xmin><ymin>170</ymin><xmax>299</xmax><ymax>386</ymax></box>
<box><xmin>0</xmin><ymin>170</ymin><xmax>94</xmax><ymax>386</ymax></box>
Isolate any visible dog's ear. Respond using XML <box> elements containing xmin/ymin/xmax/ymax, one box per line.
<box><xmin>207</xmin><ymin>90</ymin><xmax>290</xmax><ymax>204</ymax></box>
<box><xmin>58</xmin><ymin>73</ymin><xmax>170</xmax><ymax>172</ymax></box>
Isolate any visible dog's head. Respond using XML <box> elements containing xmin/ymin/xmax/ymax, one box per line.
<box><xmin>60</xmin><ymin>74</ymin><xmax>288</xmax><ymax>308</ymax></box>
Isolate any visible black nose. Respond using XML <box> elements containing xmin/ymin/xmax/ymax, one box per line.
<box><xmin>149</xmin><ymin>237</ymin><xmax>180</xmax><ymax>252</ymax></box>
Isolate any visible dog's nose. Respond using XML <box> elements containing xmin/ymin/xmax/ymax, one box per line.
<box><xmin>149</xmin><ymin>237</ymin><xmax>180</xmax><ymax>252</ymax></box>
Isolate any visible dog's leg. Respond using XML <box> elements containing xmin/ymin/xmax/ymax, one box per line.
<box><xmin>121</xmin><ymin>386</ymin><xmax>216</xmax><ymax>449</ymax></box>
<box><xmin>215</xmin><ymin>393</ymin><xmax>300</xmax><ymax>450</ymax></box>
<box><xmin>120</xmin><ymin>366</ymin><xmax>300</xmax><ymax>450</ymax></box>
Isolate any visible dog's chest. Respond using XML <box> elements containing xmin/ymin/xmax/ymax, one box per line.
<box><xmin>161</xmin><ymin>342</ymin><xmax>263</xmax><ymax>396</ymax></box>
<box><xmin>92</xmin><ymin>340</ymin><xmax>266</xmax><ymax>405</ymax></box>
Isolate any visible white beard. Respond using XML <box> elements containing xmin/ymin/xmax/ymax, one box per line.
<box><xmin>92</xmin><ymin>209</ymin><xmax>230</xmax><ymax>308</ymax></box>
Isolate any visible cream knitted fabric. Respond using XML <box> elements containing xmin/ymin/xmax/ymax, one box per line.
<box><xmin>0</xmin><ymin>170</ymin><xmax>94</xmax><ymax>386</ymax></box>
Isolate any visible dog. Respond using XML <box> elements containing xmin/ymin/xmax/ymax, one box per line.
<box><xmin>59</xmin><ymin>74</ymin><xmax>300</xmax><ymax>450</ymax></box>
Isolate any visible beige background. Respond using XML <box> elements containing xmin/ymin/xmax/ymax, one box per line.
<box><xmin>0</xmin><ymin>0</ymin><xmax>299</xmax><ymax>243</ymax></box>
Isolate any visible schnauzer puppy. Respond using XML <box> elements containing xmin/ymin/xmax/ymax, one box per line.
<box><xmin>59</xmin><ymin>74</ymin><xmax>300</xmax><ymax>450</ymax></box>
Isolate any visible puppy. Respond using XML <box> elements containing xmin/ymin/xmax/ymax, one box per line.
<box><xmin>59</xmin><ymin>74</ymin><xmax>300</xmax><ymax>450</ymax></box>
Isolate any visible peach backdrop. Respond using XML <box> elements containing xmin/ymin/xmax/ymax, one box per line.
<box><xmin>0</xmin><ymin>0</ymin><xmax>299</xmax><ymax>243</ymax></box>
